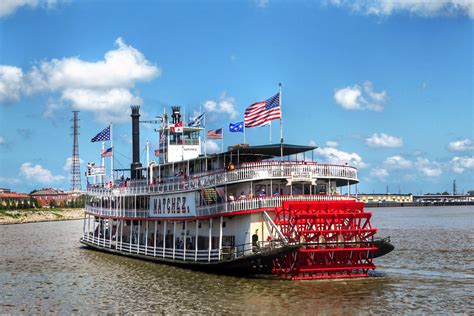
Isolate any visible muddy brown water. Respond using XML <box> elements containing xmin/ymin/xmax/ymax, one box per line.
<box><xmin>1</xmin><ymin>206</ymin><xmax>473</xmax><ymax>314</ymax></box>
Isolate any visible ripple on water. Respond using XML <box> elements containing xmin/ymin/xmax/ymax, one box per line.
<box><xmin>1</xmin><ymin>207</ymin><xmax>474</xmax><ymax>314</ymax></box>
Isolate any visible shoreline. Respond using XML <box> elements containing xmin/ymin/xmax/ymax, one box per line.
<box><xmin>0</xmin><ymin>208</ymin><xmax>85</xmax><ymax>225</ymax></box>
<box><xmin>365</xmin><ymin>201</ymin><xmax>474</xmax><ymax>208</ymax></box>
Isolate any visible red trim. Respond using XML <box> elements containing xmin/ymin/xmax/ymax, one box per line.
<box><xmin>85</xmin><ymin>207</ymin><xmax>274</xmax><ymax>221</ymax></box>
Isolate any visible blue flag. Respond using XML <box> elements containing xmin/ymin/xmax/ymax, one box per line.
<box><xmin>188</xmin><ymin>112</ymin><xmax>205</xmax><ymax>127</ymax></box>
<box><xmin>91</xmin><ymin>126</ymin><xmax>110</xmax><ymax>142</ymax></box>
<box><xmin>229</xmin><ymin>121</ymin><xmax>244</xmax><ymax>133</ymax></box>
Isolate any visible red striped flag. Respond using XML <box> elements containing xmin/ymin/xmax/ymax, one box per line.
<box><xmin>244</xmin><ymin>93</ymin><xmax>281</xmax><ymax>128</ymax></box>
<box><xmin>207</xmin><ymin>128</ymin><xmax>223</xmax><ymax>139</ymax></box>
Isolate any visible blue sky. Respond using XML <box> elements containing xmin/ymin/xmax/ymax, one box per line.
<box><xmin>0</xmin><ymin>0</ymin><xmax>472</xmax><ymax>194</ymax></box>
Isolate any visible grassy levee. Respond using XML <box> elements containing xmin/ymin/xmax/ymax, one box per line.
<box><xmin>0</xmin><ymin>208</ymin><xmax>85</xmax><ymax>224</ymax></box>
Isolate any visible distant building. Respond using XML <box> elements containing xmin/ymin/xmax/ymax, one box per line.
<box><xmin>357</xmin><ymin>194</ymin><xmax>413</xmax><ymax>204</ymax></box>
<box><xmin>0</xmin><ymin>190</ymin><xmax>32</xmax><ymax>208</ymax></box>
<box><xmin>413</xmin><ymin>194</ymin><xmax>474</xmax><ymax>203</ymax></box>
<box><xmin>30</xmin><ymin>188</ymin><xmax>71</xmax><ymax>207</ymax></box>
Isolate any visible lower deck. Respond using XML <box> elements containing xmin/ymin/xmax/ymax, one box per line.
<box><xmin>81</xmin><ymin>213</ymin><xmax>272</xmax><ymax>263</ymax></box>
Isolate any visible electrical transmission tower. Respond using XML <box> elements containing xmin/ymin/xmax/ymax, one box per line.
<box><xmin>70</xmin><ymin>111</ymin><xmax>82</xmax><ymax>192</ymax></box>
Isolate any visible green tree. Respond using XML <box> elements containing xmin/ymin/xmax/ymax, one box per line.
<box><xmin>49</xmin><ymin>199</ymin><xmax>57</xmax><ymax>208</ymax></box>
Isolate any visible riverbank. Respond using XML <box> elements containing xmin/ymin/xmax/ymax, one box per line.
<box><xmin>0</xmin><ymin>208</ymin><xmax>84</xmax><ymax>225</ymax></box>
<box><xmin>365</xmin><ymin>201</ymin><xmax>474</xmax><ymax>208</ymax></box>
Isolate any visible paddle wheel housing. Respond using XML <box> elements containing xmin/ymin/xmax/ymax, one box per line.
<box><xmin>272</xmin><ymin>200</ymin><xmax>377</xmax><ymax>280</ymax></box>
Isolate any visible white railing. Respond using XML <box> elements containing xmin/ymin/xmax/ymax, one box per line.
<box><xmin>86</xmin><ymin>205</ymin><xmax>149</xmax><ymax>218</ymax></box>
<box><xmin>81</xmin><ymin>235</ymin><xmax>285</xmax><ymax>262</ymax></box>
<box><xmin>81</xmin><ymin>234</ymin><xmax>220</xmax><ymax>261</ymax></box>
<box><xmin>87</xmin><ymin>161</ymin><xmax>358</xmax><ymax>197</ymax></box>
<box><xmin>196</xmin><ymin>194</ymin><xmax>355</xmax><ymax>217</ymax></box>
<box><xmin>85</xmin><ymin>194</ymin><xmax>355</xmax><ymax>218</ymax></box>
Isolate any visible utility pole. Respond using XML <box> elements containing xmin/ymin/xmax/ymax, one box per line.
<box><xmin>70</xmin><ymin>111</ymin><xmax>82</xmax><ymax>192</ymax></box>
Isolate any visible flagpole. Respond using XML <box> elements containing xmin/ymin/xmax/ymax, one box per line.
<box><xmin>243</xmin><ymin>123</ymin><xmax>246</xmax><ymax>144</ymax></box>
<box><xmin>203</xmin><ymin>112</ymin><xmax>207</xmax><ymax>157</ymax></box>
<box><xmin>269</xmin><ymin>121</ymin><xmax>272</xmax><ymax>143</ymax></box>
<box><xmin>279</xmin><ymin>82</ymin><xmax>283</xmax><ymax>160</ymax></box>
<box><xmin>146</xmin><ymin>139</ymin><xmax>150</xmax><ymax>169</ymax></box>
<box><xmin>110</xmin><ymin>123</ymin><xmax>114</xmax><ymax>183</ymax></box>
<box><xmin>221</xmin><ymin>128</ymin><xmax>224</xmax><ymax>153</ymax></box>
<box><xmin>101</xmin><ymin>141</ymin><xmax>105</xmax><ymax>185</ymax></box>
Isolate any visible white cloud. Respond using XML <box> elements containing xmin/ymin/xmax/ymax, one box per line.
<box><xmin>370</xmin><ymin>167</ymin><xmax>389</xmax><ymax>179</ymax></box>
<box><xmin>0</xmin><ymin>176</ymin><xmax>21</xmax><ymax>184</ymax></box>
<box><xmin>383</xmin><ymin>155</ymin><xmax>412</xmax><ymax>169</ymax></box>
<box><xmin>334</xmin><ymin>86</ymin><xmax>361</xmax><ymax>110</ymax></box>
<box><xmin>450</xmin><ymin>156</ymin><xmax>474</xmax><ymax>173</ymax></box>
<box><xmin>0</xmin><ymin>0</ymin><xmax>37</xmax><ymax>17</ymax></box>
<box><xmin>20</xmin><ymin>162</ymin><xmax>65</xmax><ymax>183</ymax></box>
<box><xmin>62</xmin><ymin>88</ymin><xmax>142</xmax><ymax>123</ymax></box>
<box><xmin>366</xmin><ymin>133</ymin><xmax>403</xmax><ymax>148</ymax></box>
<box><xmin>63</xmin><ymin>157</ymin><xmax>84</xmax><ymax>171</ymax></box>
<box><xmin>255</xmin><ymin>0</ymin><xmax>269</xmax><ymax>8</ymax></box>
<box><xmin>3</xmin><ymin>37</ymin><xmax>159</xmax><ymax>122</ymax></box>
<box><xmin>448</xmin><ymin>139</ymin><xmax>473</xmax><ymax>152</ymax></box>
<box><xmin>204</xmin><ymin>140</ymin><xmax>220</xmax><ymax>154</ymax></box>
<box><xmin>203</xmin><ymin>100</ymin><xmax>217</xmax><ymax>112</ymax></box>
<box><xmin>416</xmin><ymin>157</ymin><xmax>442</xmax><ymax>177</ymax></box>
<box><xmin>327</xmin><ymin>0</ymin><xmax>474</xmax><ymax>19</ymax></box>
<box><xmin>203</xmin><ymin>92</ymin><xmax>238</xmax><ymax>119</ymax></box>
<box><xmin>0</xmin><ymin>136</ymin><xmax>5</xmax><ymax>145</ymax></box>
<box><xmin>326</xmin><ymin>140</ymin><xmax>339</xmax><ymax>148</ymax></box>
<box><xmin>0</xmin><ymin>0</ymin><xmax>63</xmax><ymax>18</ymax></box>
<box><xmin>313</xmin><ymin>145</ymin><xmax>367</xmax><ymax>168</ymax></box>
<box><xmin>0</xmin><ymin>65</ymin><xmax>23</xmax><ymax>103</ymax></box>
<box><xmin>334</xmin><ymin>81</ymin><xmax>387</xmax><ymax>112</ymax></box>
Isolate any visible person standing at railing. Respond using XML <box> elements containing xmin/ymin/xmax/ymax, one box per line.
<box><xmin>273</xmin><ymin>189</ymin><xmax>280</xmax><ymax>196</ymax></box>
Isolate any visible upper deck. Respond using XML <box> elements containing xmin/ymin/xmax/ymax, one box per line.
<box><xmin>87</xmin><ymin>160</ymin><xmax>358</xmax><ymax>197</ymax></box>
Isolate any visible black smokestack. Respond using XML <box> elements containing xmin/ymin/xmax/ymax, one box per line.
<box><xmin>171</xmin><ymin>106</ymin><xmax>181</xmax><ymax>124</ymax></box>
<box><xmin>131</xmin><ymin>105</ymin><xmax>142</xmax><ymax>179</ymax></box>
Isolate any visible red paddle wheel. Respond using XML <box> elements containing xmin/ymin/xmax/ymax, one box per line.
<box><xmin>272</xmin><ymin>200</ymin><xmax>378</xmax><ymax>280</ymax></box>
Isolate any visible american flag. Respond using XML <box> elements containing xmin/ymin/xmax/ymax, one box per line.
<box><xmin>244</xmin><ymin>93</ymin><xmax>281</xmax><ymax>128</ymax></box>
<box><xmin>160</xmin><ymin>131</ymin><xmax>165</xmax><ymax>144</ymax></box>
<box><xmin>207</xmin><ymin>128</ymin><xmax>223</xmax><ymax>139</ymax></box>
<box><xmin>101</xmin><ymin>147</ymin><xmax>113</xmax><ymax>157</ymax></box>
<box><xmin>91</xmin><ymin>126</ymin><xmax>110</xmax><ymax>142</ymax></box>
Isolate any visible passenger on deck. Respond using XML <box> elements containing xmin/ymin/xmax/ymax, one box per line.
<box><xmin>239</xmin><ymin>191</ymin><xmax>246</xmax><ymax>199</ymax></box>
<box><xmin>259</xmin><ymin>188</ymin><xmax>266</xmax><ymax>197</ymax></box>
<box><xmin>273</xmin><ymin>189</ymin><xmax>280</xmax><ymax>196</ymax></box>
<box><xmin>228</xmin><ymin>194</ymin><xmax>235</xmax><ymax>201</ymax></box>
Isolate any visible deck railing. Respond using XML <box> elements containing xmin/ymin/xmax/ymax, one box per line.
<box><xmin>81</xmin><ymin>234</ymin><xmax>220</xmax><ymax>261</ymax></box>
<box><xmin>87</xmin><ymin>161</ymin><xmax>358</xmax><ymax>197</ymax></box>
<box><xmin>81</xmin><ymin>234</ymin><xmax>286</xmax><ymax>262</ymax></box>
<box><xmin>85</xmin><ymin>194</ymin><xmax>355</xmax><ymax>218</ymax></box>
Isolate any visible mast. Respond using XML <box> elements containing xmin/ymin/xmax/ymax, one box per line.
<box><xmin>110</xmin><ymin>122</ymin><xmax>114</xmax><ymax>182</ymax></box>
<box><xmin>279</xmin><ymin>82</ymin><xmax>284</xmax><ymax>160</ymax></box>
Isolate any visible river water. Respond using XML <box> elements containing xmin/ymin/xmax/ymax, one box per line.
<box><xmin>1</xmin><ymin>206</ymin><xmax>473</xmax><ymax>314</ymax></box>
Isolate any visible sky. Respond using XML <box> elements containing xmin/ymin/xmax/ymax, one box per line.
<box><xmin>0</xmin><ymin>0</ymin><xmax>472</xmax><ymax>195</ymax></box>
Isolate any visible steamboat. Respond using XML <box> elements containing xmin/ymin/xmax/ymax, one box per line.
<box><xmin>81</xmin><ymin>104</ymin><xmax>394</xmax><ymax>280</ymax></box>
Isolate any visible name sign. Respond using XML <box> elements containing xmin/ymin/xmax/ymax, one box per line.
<box><xmin>287</xmin><ymin>172</ymin><xmax>317</xmax><ymax>185</ymax></box>
<box><xmin>149</xmin><ymin>192</ymin><xmax>196</xmax><ymax>218</ymax></box>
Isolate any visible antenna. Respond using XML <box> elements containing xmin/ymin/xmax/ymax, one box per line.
<box><xmin>70</xmin><ymin>111</ymin><xmax>82</xmax><ymax>192</ymax></box>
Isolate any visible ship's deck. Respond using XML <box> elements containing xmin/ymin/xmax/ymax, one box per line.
<box><xmin>87</xmin><ymin>160</ymin><xmax>358</xmax><ymax>197</ymax></box>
